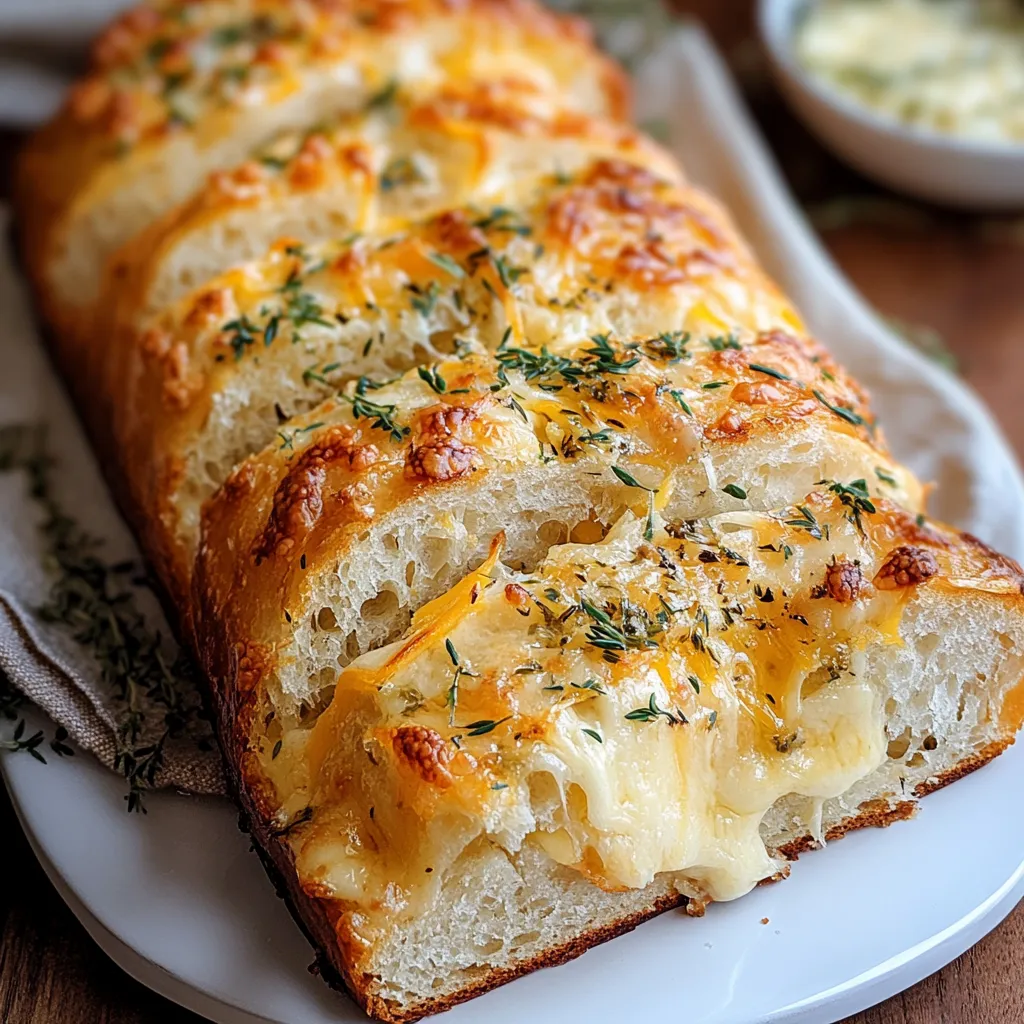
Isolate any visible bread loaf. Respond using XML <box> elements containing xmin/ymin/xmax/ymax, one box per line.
<box><xmin>16</xmin><ymin>2</ymin><xmax>1024</xmax><ymax>1022</ymax></box>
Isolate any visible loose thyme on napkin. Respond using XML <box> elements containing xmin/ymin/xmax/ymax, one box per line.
<box><xmin>0</xmin><ymin>216</ymin><xmax>225</xmax><ymax>805</ymax></box>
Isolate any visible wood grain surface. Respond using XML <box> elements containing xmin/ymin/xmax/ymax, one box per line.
<box><xmin>2</xmin><ymin>3</ymin><xmax>1023</xmax><ymax>1021</ymax></box>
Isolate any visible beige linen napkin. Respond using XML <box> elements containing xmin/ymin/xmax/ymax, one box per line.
<box><xmin>0</xmin><ymin>218</ymin><xmax>225</xmax><ymax>797</ymax></box>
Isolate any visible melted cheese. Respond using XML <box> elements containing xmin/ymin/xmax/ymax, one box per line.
<box><xmin>798</xmin><ymin>0</ymin><xmax>1024</xmax><ymax>143</ymax></box>
<box><xmin>274</xmin><ymin>496</ymin><xmax>902</xmax><ymax>915</ymax></box>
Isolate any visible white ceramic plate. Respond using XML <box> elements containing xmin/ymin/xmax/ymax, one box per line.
<box><xmin>5</xmin><ymin>703</ymin><xmax>1024</xmax><ymax>1024</ymax></box>
<box><xmin>4</xmin><ymin>25</ymin><xmax>1024</xmax><ymax>1024</ymax></box>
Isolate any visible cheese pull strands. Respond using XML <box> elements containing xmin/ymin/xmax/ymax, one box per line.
<box><xmin>16</xmin><ymin>2</ymin><xmax>1024</xmax><ymax>1021</ymax></box>
<box><xmin>261</xmin><ymin>494</ymin><xmax>1024</xmax><ymax>913</ymax></box>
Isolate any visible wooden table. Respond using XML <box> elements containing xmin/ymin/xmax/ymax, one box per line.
<box><xmin>2</xmin><ymin>5</ymin><xmax>1023</xmax><ymax>1022</ymax></box>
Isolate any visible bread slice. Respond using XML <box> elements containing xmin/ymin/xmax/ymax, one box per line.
<box><xmin>199</xmin><ymin>494</ymin><xmax>1024</xmax><ymax>1022</ymax></box>
<box><xmin>100</xmin><ymin>78</ymin><xmax>675</xmax><ymax>330</ymax></box>
<box><xmin>115</xmin><ymin>159</ymin><xmax>919</xmax><ymax>607</ymax></box>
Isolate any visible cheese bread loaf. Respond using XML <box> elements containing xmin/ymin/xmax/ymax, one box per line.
<box><xmin>15</xmin><ymin>2</ymin><xmax>1024</xmax><ymax>1022</ymax></box>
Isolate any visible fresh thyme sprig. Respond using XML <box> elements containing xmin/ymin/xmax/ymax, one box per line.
<box><xmin>820</xmin><ymin>478</ymin><xmax>876</xmax><ymax>534</ymax></box>
<box><xmin>580</xmin><ymin>598</ymin><xmax>659</xmax><ymax>663</ymax></box>
<box><xmin>625</xmin><ymin>692</ymin><xmax>687</xmax><ymax>725</ymax></box>
<box><xmin>0</xmin><ymin>675</ymin><xmax>73</xmax><ymax>762</ymax></box>
<box><xmin>0</xmin><ymin>425</ymin><xmax>213</xmax><ymax>811</ymax></box>
<box><xmin>343</xmin><ymin>377</ymin><xmax>409</xmax><ymax>443</ymax></box>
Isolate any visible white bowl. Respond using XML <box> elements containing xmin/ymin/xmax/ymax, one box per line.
<box><xmin>758</xmin><ymin>0</ymin><xmax>1024</xmax><ymax>208</ymax></box>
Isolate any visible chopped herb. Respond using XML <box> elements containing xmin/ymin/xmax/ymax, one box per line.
<box><xmin>344</xmin><ymin>377</ymin><xmax>408</xmax><ymax>443</ymax></box>
<box><xmin>0</xmin><ymin>717</ymin><xmax>47</xmax><ymax>762</ymax></box>
<box><xmin>472</xmin><ymin>207</ymin><xmax>531</xmax><ymax>236</ymax></box>
<box><xmin>366</xmin><ymin>77</ymin><xmax>398</xmax><ymax>110</ymax></box>
<box><xmin>492</xmin><ymin>254</ymin><xmax>526</xmax><ymax>289</ymax></box>
<box><xmin>581</xmin><ymin>599</ymin><xmax>658</xmax><ymax>658</ymax></box>
<box><xmin>707</xmin><ymin>333</ymin><xmax>741</xmax><ymax>351</ymax></box>
<box><xmin>572</xmin><ymin>678</ymin><xmax>607</xmax><ymax>695</ymax></box>
<box><xmin>722</xmin><ymin>483</ymin><xmax>747</xmax><ymax>500</ymax></box>
<box><xmin>749</xmin><ymin>363</ymin><xmax>791</xmax><ymax>381</ymax></box>
<box><xmin>445</xmin><ymin>638</ymin><xmax>460</xmax><ymax>666</ymax></box>
<box><xmin>612</xmin><ymin>465</ymin><xmax>657</xmax><ymax>492</ymax></box>
<box><xmin>625</xmin><ymin>692</ymin><xmax>685</xmax><ymax>725</ymax></box>
<box><xmin>263</xmin><ymin>314</ymin><xmax>280</xmax><ymax>347</ymax></box>
<box><xmin>646</xmin><ymin>331</ymin><xmax>691</xmax><ymax>362</ymax></box>
<box><xmin>410</xmin><ymin>281</ymin><xmax>440</xmax><ymax>318</ymax></box>
<box><xmin>875</xmin><ymin>467</ymin><xmax>898</xmax><ymax>486</ymax></box>
<box><xmin>669</xmin><ymin>390</ymin><xmax>693</xmax><ymax>415</ymax></box>
<box><xmin>210</xmin><ymin>23</ymin><xmax>246</xmax><ymax>46</ymax></box>
<box><xmin>428</xmin><ymin>251</ymin><xmax>465</xmax><ymax>279</ymax></box>
<box><xmin>582</xmin><ymin>727</ymin><xmax>603</xmax><ymax>743</ymax></box>
<box><xmin>463</xmin><ymin>716</ymin><xmax>512</xmax><ymax>737</ymax></box>
<box><xmin>785</xmin><ymin>504</ymin><xmax>823</xmax><ymax>540</ymax></box>
<box><xmin>380</xmin><ymin>155</ymin><xmax>423</xmax><ymax>191</ymax></box>
<box><xmin>813</xmin><ymin>389</ymin><xmax>865</xmax><ymax>427</ymax></box>
<box><xmin>417</xmin><ymin>365</ymin><xmax>448</xmax><ymax>394</ymax></box>
<box><xmin>222</xmin><ymin>315</ymin><xmax>260</xmax><ymax>360</ymax></box>
<box><xmin>272</xmin><ymin>739</ymin><xmax>283</xmax><ymax>760</ymax></box>
<box><xmin>446</xmin><ymin>674</ymin><xmax>459</xmax><ymax>726</ymax></box>
<box><xmin>701</xmin><ymin>381</ymin><xmax>728</xmax><ymax>390</ymax></box>
<box><xmin>821</xmin><ymin>478</ymin><xmax>876</xmax><ymax>534</ymax></box>
<box><xmin>586</xmin><ymin>334</ymin><xmax>640</xmax><ymax>375</ymax></box>
<box><xmin>281</xmin><ymin>289</ymin><xmax>332</xmax><ymax>337</ymax></box>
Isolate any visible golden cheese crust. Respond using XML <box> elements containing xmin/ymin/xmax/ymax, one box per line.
<box><xmin>16</xmin><ymin>0</ymin><xmax>627</xmax><ymax>354</ymax></box>
<box><xmin>200</xmin><ymin>489</ymin><xmax>1024</xmax><ymax>1021</ymax></box>
<box><xmin>95</xmin><ymin>75</ymin><xmax>673</xmax><ymax>361</ymax></box>
<box><xmin>106</xmin><ymin>154</ymin><xmax>920</xmax><ymax>603</ymax></box>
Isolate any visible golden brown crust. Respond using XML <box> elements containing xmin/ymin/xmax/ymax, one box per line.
<box><xmin>15</xmin><ymin>0</ymin><xmax>629</xmax><ymax>358</ymax></box>
<box><xmin>874</xmin><ymin>544</ymin><xmax>939</xmax><ymax>590</ymax></box>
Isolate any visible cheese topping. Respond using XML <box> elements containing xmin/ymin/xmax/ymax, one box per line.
<box><xmin>797</xmin><ymin>0</ymin><xmax>1024</xmax><ymax>144</ymax></box>
<box><xmin>261</xmin><ymin>492</ymin><xmax>905</xmax><ymax>917</ymax></box>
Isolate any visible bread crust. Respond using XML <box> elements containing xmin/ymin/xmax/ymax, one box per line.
<box><xmin>222</xmin><ymin>715</ymin><xmax>1016</xmax><ymax>1024</ymax></box>
<box><xmin>199</xmin><ymin>488</ymin><xmax>1024</xmax><ymax>1022</ymax></box>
